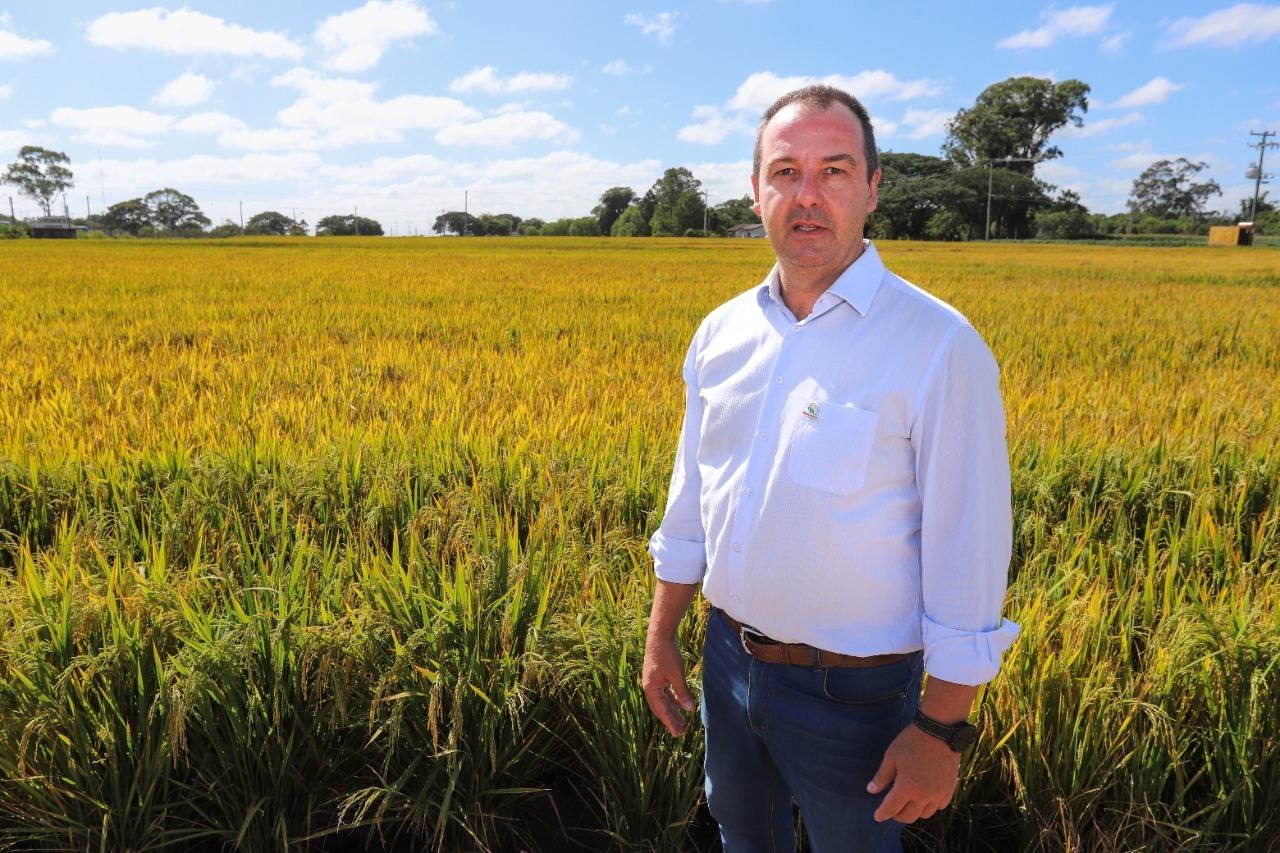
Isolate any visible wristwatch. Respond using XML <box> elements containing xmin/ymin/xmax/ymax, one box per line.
<box><xmin>913</xmin><ymin>710</ymin><xmax>978</xmax><ymax>753</ymax></box>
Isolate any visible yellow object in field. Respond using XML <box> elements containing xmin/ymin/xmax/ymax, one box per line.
<box><xmin>1208</xmin><ymin>224</ymin><xmax>1253</xmax><ymax>246</ymax></box>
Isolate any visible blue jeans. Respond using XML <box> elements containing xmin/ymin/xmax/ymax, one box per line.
<box><xmin>701</xmin><ymin>609</ymin><xmax>924</xmax><ymax>853</ymax></box>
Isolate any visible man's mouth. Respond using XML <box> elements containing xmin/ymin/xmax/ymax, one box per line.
<box><xmin>793</xmin><ymin>223</ymin><xmax>824</xmax><ymax>232</ymax></box>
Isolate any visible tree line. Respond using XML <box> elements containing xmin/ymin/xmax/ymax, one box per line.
<box><xmin>3</xmin><ymin>77</ymin><xmax>1275</xmax><ymax>241</ymax></box>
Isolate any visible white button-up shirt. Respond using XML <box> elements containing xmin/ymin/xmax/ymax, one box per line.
<box><xmin>649</xmin><ymin>241</ymin><xmax>1019</xmax><ymax>686</ymax></box>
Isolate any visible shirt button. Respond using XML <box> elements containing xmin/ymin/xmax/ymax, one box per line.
<box><xmin>745</xmin><ymin>487</ymin><xmax>754</xmax><ymax>496</ymax></box>
<box><xmin>758</xmin><ymin>433</ymin><xmax>767</xmax><ymax>442</ymax></box>
<box><xmin>732</xmin><ymin>542</ymin><xmax>742</xmax><ymax>553</ymax></box>
<box><xmin>775</xmin><ymin>376</ymin><xmax>783</xmax><ymax>384</ymax></box>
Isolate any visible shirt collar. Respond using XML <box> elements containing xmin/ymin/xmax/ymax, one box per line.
<box><xmin>758</xmin><ymin>239</ymin><xmax>886</xmax><ymax>318</ymax></box>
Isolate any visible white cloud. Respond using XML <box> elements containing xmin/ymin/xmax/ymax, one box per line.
<box><xmin>91</xmin><ymin>152</ymin><xmax>325</xmax><ymax>195</ymax></box>
<box><xmin>1037</xmin><ymin>161</ymin><xmax>1086</xmax><ymax>181</ymax></box>
<box><xmin>177</xmin><ymin>112</ymin><xmax>323</xmax><ymax>150</ymax></box>
<box><xmin>1164</xmin><ymin>4</ymin><xmax>1280</xmax><ymax>48</ymax></box>
<box><xmin>314</xmin><ymin>0</ymin><xmax>436</xmax><ymax>72</ymax></box>
<box><xmin>900</xmin><ymin>108</ymin><xmax>952</xmax><ymax>140</ymax></box>
<box><xmin>1057</xmin><ymin>111</ymin><xmax>1143</xmax><ymax>138</ymax></box>
<box><xmin>727</xmin><ymin>71</ymin><xmax>942</xmax><ymax>112</ymax></box>
<box><xmin>1104</xmin><ymin>143</ymin><xmax>1227</xmax><ymax>174</ymax></box>
<box><xmin>435</xmin><ymin>111</ymin><xmax>577</xmax><ymax>148</ymax></box>
<box><xmin>0</xmin><ymin>17</ymin><xmax>54</xmax><ymax>60</ymax></box>
<box><xmin>678</xmin><ymin>105</ymin><xmax>752</xmax><ymax>145</ymax></box>
<box><xmin>86</xmin><ymin>8</ymin><xmax>303</xmax><ymax>59</ymax></box>
<box><xmin>175</xmin><ymin>111</ymin><xmax>245</xmax><ymax>134</ymax></box>
<box><xmin>154</xmin><ymin>72</ymin><xmax>216</xmax><ymax>107</ymax></box>
<box><xmin>273</xmin><ymin>67</ymin><xmax>376</xmax><ymax>102</ymax></box>
<box><xmin>310</xmin><ymin>150</ymin><xmax>665</xmax><ymax>222</ymax></box>
<box><xmin>0</xmin><ymin>130</ymin><xmax>30</xmax><ymax>151</ymax></box>
<box><xmin>218</xmin><ymin>128</ymin><xmax>326</xmax><ymax>151</ymax></box>
<box><xmin>625</xmin><ymin>12</ymin><xmax>680</xmax><ymax>44</ymax></box>
<box><xmin>0</xmin><ymin>84</ymin><xmax>12</xmax><ymax>100</ymax></box>
<box><xmin>998</xmin><ymin>5</ymin><xmax>1114</xmax><ymax>49</ymax></box>
<box><xmin>687</xmin><ymin>159</ymin><xmax>755</xmax><ymax>202</ymax></box>
<box><xmin>1100</xmin><ymin>30</ymin><xmax>1131</xmax><ymax>53</ymax></box>
<box><xmin>679</xmin><ymin>71</ymin><xmax>940</xmax><ymax>146</ymax></box>
<box><xmin>1108</xmin><ymin>77</ymin><xmax>1185</xmax><ymax>109</ymax></box>
<box><xmin>51</xmin><ymin>105</ymin><xmax>174</xmax><ymax>148</ymax></box>
<box><xmin>602</xmin><ymin>59</ymin><xmax>631</xmax><ymax>75</ymax></box>
<box><xmin>449</xmin><ymin>66</ymin><xmax>572</xmax><ymax>95</ymax></box>
<box><xmin>273</xmin><ymin>67</ymin><xmax>478</xmax><ymax>146</ymax></box>
<box><xmin>318</xmin><ymin>154</ymin><xmax>452</xmax><ymax>184</ymax></box>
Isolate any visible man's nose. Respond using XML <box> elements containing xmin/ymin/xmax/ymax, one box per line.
<box><xmin>795</xmin><ymin>170</ymin><xmax>821</xmax><ymax>206</ymax></box>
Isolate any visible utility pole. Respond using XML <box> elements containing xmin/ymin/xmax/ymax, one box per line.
<box><xmin>8</xmin><ymin>196</ymin><xmax>15</xmax><ymax>224</ymax></box>
<box><xmin>984</xmin><ymin>157</ymin><xmax>1040</xmax><ymax>240</ymax></box>
<box><xmin>702</xmin><ymin>190</ymin><xmax>709</xmax><ymax>236</ymax></box>
<box><xmin>354</xmin><ymin>205</ymin><xmax>359</xmax><ymax>236</ymax></box>
<box><xmin>1247</xmin><ymin>130</ymin><xmax>1277</xmax><ymax>223</ymax></box>
<box><xmin>239</xmin><ymin>201</ymin><xmax>244</xmax><ymax>232</ymax></box>
<box><xmin>86</xmin><ymin>195</ymin><xmax>91</xmax><ymax>221</ymax></box>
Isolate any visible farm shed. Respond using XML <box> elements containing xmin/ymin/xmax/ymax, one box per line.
<box><xmin>1207</xmin><ymin>223</ymin><xmax>1254</xmax><ymax>246</ymax></box>
<box><xmin>31</xmin><ymin>216</ymin><xmax>78</xmax><ymax>239</ymax></box>
<box><xmin>728</xmin><ymin>223</ymin><xmax>766</xmax><ymax>238</ymax></box>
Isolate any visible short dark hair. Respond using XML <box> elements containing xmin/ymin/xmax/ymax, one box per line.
<box><xmin>753</xmin><ymin>84</ymin><xmax>879</xmax><ymax>182</ymax></box>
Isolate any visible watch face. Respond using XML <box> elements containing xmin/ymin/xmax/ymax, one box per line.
<box><xmin>952</xmin><ymin>725</ymin><xmax>978</xmax><ymax>752</ymax></box>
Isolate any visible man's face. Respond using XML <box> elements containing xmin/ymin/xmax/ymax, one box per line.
<box><xmin>752</xmin><ymin>103</ymin><xmax>881</xmax><ymax>280</ymax></box>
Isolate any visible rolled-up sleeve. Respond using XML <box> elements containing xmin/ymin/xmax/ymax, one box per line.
<box><xmin>912</xmin><ymin>325</ymin><xmax>1020</xmax><ymax>685</ymax></box>
<box><xmin>648</xmin><ymin>339</ymin><xmax>708</xmax><ymax>585</ymax></box>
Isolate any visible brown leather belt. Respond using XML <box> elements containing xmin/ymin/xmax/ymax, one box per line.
<box><xmin>719</xmin><ymin>610</ymin><xmax>910</xmax><ymax>669</ymax></box>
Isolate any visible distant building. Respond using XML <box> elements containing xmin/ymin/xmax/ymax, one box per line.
<box><xmin>1208</xmin><ymin>223</ymin><xmax>1255</xmax><ymax>246</ymax></box>
<box><xmin>728</xmin><ymin>223</ymin><xmax>766</xmax><ymax>238</ymax></box>
<box><xmin>32</xmin><ymin>216</ymin><xmax>78</xmax><ymax>239</ymax></box>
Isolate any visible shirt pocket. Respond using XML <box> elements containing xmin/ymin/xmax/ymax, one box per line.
<box><xmin>786</xmin><ymin>401</ymin><xmax>880</xmax><ymax>495</ymax></box>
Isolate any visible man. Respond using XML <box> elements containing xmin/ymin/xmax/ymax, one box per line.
<box><xmin>642</xmin><ymin>84</ymin><xmax>1020</xmax><ymax>852</ymax></box>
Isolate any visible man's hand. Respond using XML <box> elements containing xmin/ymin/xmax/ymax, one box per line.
<box><xmin>642</xmin><ymin>580</ymin><xmax>702</xmax><ymax>737</ymax></box>
<box><xmin>642</xmin><ymin>630</ymin><xmax>697</xmax><ymax>737</ymax></box>
<box><xmin>866</xmin><ymin>723</ymin><xmax>962</xmax><ymax>823</ymax></box>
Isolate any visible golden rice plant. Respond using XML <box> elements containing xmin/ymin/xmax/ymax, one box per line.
<box><xmin>0</xmin><ymin>237</ymin><xmax>1277</xmax><ymax>851</ymax></box>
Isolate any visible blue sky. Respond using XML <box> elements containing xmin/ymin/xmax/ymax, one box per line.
<box><xmin>2</xmin><ymin>1</ymin><xmax>1278</xmax><ymax>232</ymax></box>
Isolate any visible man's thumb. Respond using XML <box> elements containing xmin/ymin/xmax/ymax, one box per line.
<box><xmin>671</xmin><ymin>680</ymin><xmax>696</xmax><ymax>711</ymax></box>
<box><xmin>866</xmin><ymin>757</ymin><xmax>895</xmax><ymax>795</ymax></box>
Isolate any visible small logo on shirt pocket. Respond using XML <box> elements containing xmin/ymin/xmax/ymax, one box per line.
<box><xmin>787</xmin><ymin>402</ymin><xmax>880</xmax><ymax>495</ymax></box>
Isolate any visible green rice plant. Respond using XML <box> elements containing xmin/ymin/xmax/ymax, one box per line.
<box><xmin>552</xmin><ymin>563</ymin><xmax>707</xmax><ymax>852</ymax></box>
<box><xmin>340</xmin><ymin>526</ymin><xmax>561</xmax><ymax>851</ymax></box>
<box><xmin>0</xmin><ymin>239</ymin><xmax>1277</xmax><ymax>850</ymax></box>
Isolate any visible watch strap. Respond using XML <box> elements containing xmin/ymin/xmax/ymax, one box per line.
<box><xmin>913</xmin><ymin>710</ymin><xmax>977</xmax><ymax>753</ymax></box>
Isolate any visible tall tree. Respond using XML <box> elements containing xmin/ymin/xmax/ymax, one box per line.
<box><xmin>432</xmin><ymin>210</ymin><xmax>482</xmax><ymax>236</ymax></box>
<box><xmin>711</xmin><ymin>195</ymin><xmax>761</xmax><ymax>234</ymax></box>
<box><xmin>592</xmin><ymin>187</ymin><xmax>637</xmax><ymax>236</ymax></box>
<box><xmin>317</xmin><ymin>214</ymin><xmax>383</xmax><ymax>236</ymax></box>
<box><xmin>868</xmin><ymin>152</ymin><xmax>977</xmax><ymax>240</ymax></box>
<box><xmin>477</xmin><ymin>212</ymin><xmax>523</xmax><ymax>236</ymax></box>
<box><xmin>647</xmin><ymin>167</ymin><xmax>705</xmax><ymax>236</ymax></box>
<box><xmin>1127</xmin><ymin>158</ymin><xmax>1221</xmax><ymax>222</ymax></box>
<box><xmin>144</xmin><ymin>188</ymin><xmax>209</xmax><ymax>235</ymax></box>
<box><xmin>610</xmin><ymin>205</ymin><xmax>650</xmax><ymax>237</ymax></box>
<box><xmin>2</xmin><ymin>146</ymin><xmax>74</xmax><ymax>217</ymax></box>
<box><xmin>943</xmin><ymin>77</ymin><xmax>1090</xmax><ymax>171</ymax></box>
<box><xmin>101</xmin><ymin>198</ymin><xmax>151</xmax><ymax>236</ymax></box>
<box><xmin>245</xmin><ymin>210</ymin><xmax>306</xmax><ymax>236</ymax></box>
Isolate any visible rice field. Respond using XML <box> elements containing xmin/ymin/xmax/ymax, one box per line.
<box><xmin>0</xmin><ymin>237</ymin><xmax>1278</xmax><ymax>851</ymax></box>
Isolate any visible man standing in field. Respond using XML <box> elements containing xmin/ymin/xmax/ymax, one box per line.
<box><xmin>642</xmin><ymin>84</ymin><xmax>1020</xmax><ymax>851</ymax></box>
